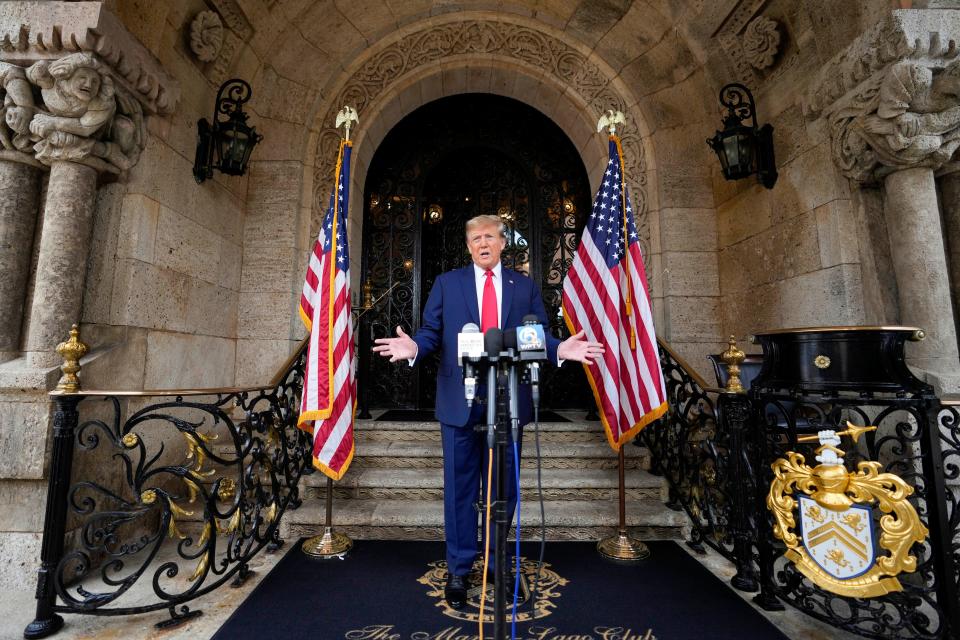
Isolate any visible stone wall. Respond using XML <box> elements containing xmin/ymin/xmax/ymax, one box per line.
<box><xmin>76</xmin><ymin>0</ymin><xmax>307</xmax><ymax>390</ymax></box>
<box><xmin>82</xmin><ymin>1</ymin><xmax>244</xmax><ymax>390</ymax></box>
<box><xmin>701</xmin><ymin>1</ymin><xmax>882</xmax><ymax>347</ymax></box>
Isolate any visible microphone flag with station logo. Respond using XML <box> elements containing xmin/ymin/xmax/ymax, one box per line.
<box><xmin>458</xmin><ymin>323</ymin><xmax>483</xmax><ymax>406</ymax></box>
<box><xmin>561</xmin><ymin>135</ymin><xmax>668</xmax><ymax>450</ymax></box>
<box><xmin>517</xmin><ymin>314</ymin><xmax>547</xmax><ymax>359</ymax></box>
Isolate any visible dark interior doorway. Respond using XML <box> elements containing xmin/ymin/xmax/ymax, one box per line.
<box><xmin>360</xmin><ymin>94</ymin><xmax>592</xmax><ymax>413</ymax></box>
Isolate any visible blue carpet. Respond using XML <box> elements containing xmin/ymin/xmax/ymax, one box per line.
<box><xmin>213</xmin><ymin>540</ymin><xmax>789</xmax><ymax>639</ymax></box>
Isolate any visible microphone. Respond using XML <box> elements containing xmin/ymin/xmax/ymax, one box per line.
<box><xmin>502</xmin><ymin>330</ymin><xmax>520</xmax><ymax>442</ymax></box>
<box><xmin>458</xmin><ymin>323</ymin><xmax>483</xmax><ymax>406</ymax></box>
<box><xmin>483</xmin><ymin>328</ymin><xmax>504</xmax><ymax>449</ymax></box>
<box><xmin>517</xmin><ymin>314</ymin><xmax>548</xmax><ymax>361</ymax></box>
<box><xmin>483</xmin><ymin>327</ymin><xmax>503</xmax><ymax>358</ymax></box>
<box><xmin>518</xmin><ymin>314</ymin><xmax>546</xmax><ymax>408</ymax></box>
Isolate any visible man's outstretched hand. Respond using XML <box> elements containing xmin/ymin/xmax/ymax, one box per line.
<box><xmin>557</xmin><ymin>329</ymin><xmax>605</xmax><ymax>365</ymax></box>
<box><xmin>373</xmin><ymin>326</ymin><xmax>418</xmax><ymax>362</ymax></box>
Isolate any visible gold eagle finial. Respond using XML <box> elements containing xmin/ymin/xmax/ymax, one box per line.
<box><xmin>597</xmin><ymin>109</ymin><xmax>625</xmax><ymax>135</ymax></box>
<box><xmin>335</xmin><ymin>105</ymin><xmax>358</xmax><ymax>142</ymax></box>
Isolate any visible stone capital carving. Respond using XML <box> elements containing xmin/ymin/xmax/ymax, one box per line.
<box><xmin>807</xmin><ymin>10</ymin><xmax>960</xmax><ymax>183</ymax></box>
<box><xmin>25</xmin><ymin>52</ymin><xmax>143</xmax><ymax>173</ymax></box>
<box><xmin>0</xmin><ymin>61</ymin><xmax>36</xmax><ymax>152</ymax></box>
<box><xmin>0</xmin><ymin>1</ymin><xmax>179</xmax><ymax>116</ymax></box>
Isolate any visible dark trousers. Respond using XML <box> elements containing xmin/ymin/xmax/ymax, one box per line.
<box><xmin>441</xmin><ymin>402</ymin><xmax>522</xmax><ymax>576</ymax></box>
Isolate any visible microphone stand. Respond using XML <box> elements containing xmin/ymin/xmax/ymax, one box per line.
<box><xmin>493</xmin><ymin>362</ymin><xmax>511</xmax><ymax>640</ymax></box>
<box><xmin>468</xmin><ymin>346</ymin><xmax>516</xmax><ymax>640</ymax></box>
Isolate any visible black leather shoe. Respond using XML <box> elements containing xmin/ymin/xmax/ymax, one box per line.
<box><xmin>445</xmin><ymin>573</ymin><xmax>468</xmax><ymax>609</ymax></box>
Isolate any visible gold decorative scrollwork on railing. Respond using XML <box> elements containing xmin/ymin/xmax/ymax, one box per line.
<box><xmin>36</xmin><ymin>332</ymin><xmax>312</xmax><ymax>630</ymax></box>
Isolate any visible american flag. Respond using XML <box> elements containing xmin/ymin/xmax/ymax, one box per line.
<box><xmin>297</xmin><ymin>140</ymin><xmax>355</xmax><ymax>480</ymax></box>
<box><xmin>562</xmin><ymin>137</ymin><xmax>667</xmax><ymax>450</ymax></box>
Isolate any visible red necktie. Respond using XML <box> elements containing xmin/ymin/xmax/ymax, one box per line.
<box><xmin>480</xmin><ymin>270</ymin><xmax>498</xmax><ymax>332</ymax></box>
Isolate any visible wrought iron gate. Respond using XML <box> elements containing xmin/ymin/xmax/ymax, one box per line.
<box><xmin>360</xmin><ymin>94</ymin><xmax>592</xmax><ymax>412</ymax></box>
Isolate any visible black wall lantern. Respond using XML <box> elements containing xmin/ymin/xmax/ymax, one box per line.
<box><xmin>706</xmin><ymin>83</ymin><xmax>777</xmax><ymax>189</ymax></box>
<box><xmin>194</xmin><ymin>79</ymin><xmax>263</xmax><ymax>184</ymax></box>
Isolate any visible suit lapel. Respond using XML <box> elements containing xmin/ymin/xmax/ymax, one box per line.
<box><xmin>501</xmin><ymin>267</ymin><xmax>515</xmax><ymax>328</ymax></box>
<box><xmin>460</xmin><ymin>266</ymin><xmax>480</xmax><ymax>326</ymax></box>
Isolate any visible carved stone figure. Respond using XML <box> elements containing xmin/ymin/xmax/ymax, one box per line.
<box><xmin>862</xmin><ymin>61</ymin><xmax>960</xmax><ymax>168</ymax></box>
<box><xmin>742</xmin><ymin>16</ymin><xmax>780</xmax><ymax>70</ymax></box>
<box><xmin>831</xmin><ymin>60</ymin><xmax>960</xmax><ymax>182</ymax></box>
<box><xmin>26</xmin><ymin>53</ymin><xmax>114</xmax><ymax>163</ymax></box>
<box><xmin>25</xmin><ymin>52</ymin><xmax>142</xmax><ymax>172</ymax></box>
<box><xmin>0</xmin><ymin>62</ymin><xmax>36</xmax><ymax>152</ymax></box>
<box><xmin>190</xmin><ymin>10</ymin><xmax>224</xmax><ymax>62</ymax></box>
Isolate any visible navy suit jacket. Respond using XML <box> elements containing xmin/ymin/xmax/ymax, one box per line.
<box><xmin>412</xmin><ymin>265</ymin><xmax>560</xmax><ymax>427</ymax></box>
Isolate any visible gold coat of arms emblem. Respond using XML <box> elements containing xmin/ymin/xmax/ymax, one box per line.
<box><xmin>767</xmin><ymin>422</ymin><xmax>928</xmax><ymax>598</ymax></box>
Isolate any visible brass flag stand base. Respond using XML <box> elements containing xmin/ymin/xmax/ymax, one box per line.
<box><xmin>301</xmin><ymin>477</ymin><xmax>352</xmax><ymax>559</ymax></box>
<box><xmin>597</xmin><ymin>447</ymin><xmax>650</xmax><ymax>562</ymax></box>
<box><xmin>302</xmin><ymin>527</ymin><xmax>352</xmax><ymax>559</ymax></box>
<box><xmin>598</xmin><ymin>529</ymin><xmax>650</xmax><ymax>561</ymax></box>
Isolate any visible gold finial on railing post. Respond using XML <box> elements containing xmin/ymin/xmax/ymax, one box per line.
<box><xmin>721</xmin><ymin>335</ymin><xmax>746</xmax><ymax>394</ymax></box>
<box><xmin>362</xmin><ymin>279</ymin><xmax>373</xmax><ymax>310</ymax></box>
<box><xmin>55</xmin><ymin>324</ymin><xmax>88</xmax><ymax>393</ymax></box>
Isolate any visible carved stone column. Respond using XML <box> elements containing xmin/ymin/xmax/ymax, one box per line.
<box><xmin>0</xmin><ymin>159</ymin><xmax>41</xmax><ymax>362</ymax></box>
<box><xmin>884</xmin><ymin>167</ymin><xmax>960</xmax><ymax>374</ymax></box>
<box><xmin>17</xmin><ymin>52</ymin><xmax>146</xmax><ymax>367</ymax></box>
<box><xmin>0</xmin><ymin>62</ymin><xmax>43</xmax><ymax>363</ymax></box>
<box><xmin>938</xmin><ymin>168</ymin><xmax>960</xmax><ymax>345</ymax></box>
<box><xmin>24</xmin><ymin>161</ymin><xmax>97</xmax><ymax>367</ymax></box>
<box><xmin>807</xmin><ymin>10</ymin><xmax>960</xmax><ymax>389</ymax></box>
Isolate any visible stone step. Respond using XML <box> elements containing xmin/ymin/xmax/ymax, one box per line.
<box><xmin>355</xmin><ymin>419</ymin><xmax>604</xmax><ymax>433</ymax></box>
<box><xmin>348</xmin><ymin>441</ymin><xmax>650</xmax><ymax>470</ymax></box>
<box><xmin>356</xmin><ymin>428</ymin><xmax>608</xmax><ymax>444</ymax></box>
<box><xmin>301</xmin><ymin>467</ymin><xmax>667</xmax><ymax>502</ymax></box>
<box><xmin>280</xmin><ymin>498</ymin><xmax>688</xmax><ymax>542</ymax></box>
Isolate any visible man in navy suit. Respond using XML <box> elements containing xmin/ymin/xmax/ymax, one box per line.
<box><xmin>374</xmin><ymin>214</ymin><xmax>603</xmax><ymax>609</ymax></box>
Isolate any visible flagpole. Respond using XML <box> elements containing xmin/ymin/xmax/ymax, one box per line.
<box><xmin>597</xmin><ymin>447</ymin><xmax>650</xmax><ymax>561</ymax></box>
<box><xmin>594</xmin><ymin>110</ymin><xmax>649</xmax><ymax>562</ymax></box>
<box><xmin>302</xmin><ymin>477</ymin><xmax>353</xmax><ymax>558</ymax></box>
<box><xmin>301</xmin><ymin>105</ymin><xmax>359</xmax><ymax>560</ymax></box>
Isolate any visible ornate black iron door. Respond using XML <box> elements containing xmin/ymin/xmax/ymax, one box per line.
<box><xmin>361</xmin><ymin>94</ymin><xmax>591</xmax><ymax>412</ymax></box>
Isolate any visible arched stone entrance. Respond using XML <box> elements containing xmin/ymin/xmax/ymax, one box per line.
<box><xmin>300</xmin><ymin>13</ymin><xmax>656</xmax><ymax>292</ymax></box>
<box><xmin>359</xmin><ymin>93</ymin><xmax>594</xmax><ymax>412</ymax></box>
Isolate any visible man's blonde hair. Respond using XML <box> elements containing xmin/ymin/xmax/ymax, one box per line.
<box><xmin>465</xmin><ymin>214</ymin><xmax>506</xmax><ymax>239</ymax></box>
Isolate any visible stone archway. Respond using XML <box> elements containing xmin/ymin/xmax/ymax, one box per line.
<box><xmin>301</xmin><ymin>13</ymin><xmax>656</xmax><ymax>288</ymax></box>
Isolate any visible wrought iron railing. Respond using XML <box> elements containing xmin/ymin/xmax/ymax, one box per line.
<box><xmin>642</xmin><ymin>340</ymin><xmax>760</xmax><ymax>589</ymax></box>
<box><xmin>746</xmin><ymin>328</ymin><xmax>958</xmax><ymax>640</ymax></box>
<box><xmin>749</xmin><ymin>389</ymin><xmax>959</xmax><ymax>639</ymax></box>
<box><xmin>24</xmin><ymin>342</ymin><xmax>310</xmax><ymax>639</ymax></box>
<box><xmin>646</xmin><ymin>331</ymin><xmax>959</xmax><ymax>640</ymax></box>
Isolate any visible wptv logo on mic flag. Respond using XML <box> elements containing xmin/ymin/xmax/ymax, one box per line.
<box><xmin>561</xmin><ymin>136</ymin><xmax>668</xmax><ymax>450</ymax></box>
<box><xmin>297</xmin><ymin>139</ymin><xmax>356</xmax><ymax>480</ymax></box>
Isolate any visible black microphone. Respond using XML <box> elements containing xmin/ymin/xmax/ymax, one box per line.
<box><xmin>483</xmin><ymin>327</ymin><xmax>504</xmax><ymax>359</ymax></box>
<box><xmin>458</xmin><ymin>323</ymin><xmax>482</xmax><ymax>406</ymax></box>
<box><xmin>483</xmin><ymin>328</ymin><xmax>503</xmax><ymax>449</ymax></box>
<box><xmin>502</xmin><ymin>329</ymin><xmax>520</xmax><ymax>442</ymax></box>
